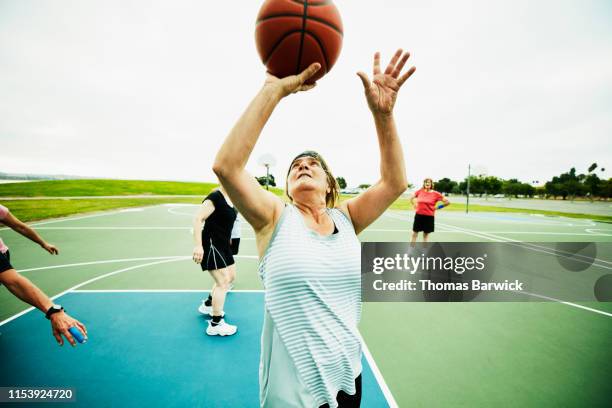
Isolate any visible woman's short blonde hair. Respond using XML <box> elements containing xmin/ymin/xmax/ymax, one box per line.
<box><xmin>285</xmin><ymin>151</ymin><xmax>339</xmax><ymax>208</ymax></box>
<box><xmin>423</xmin><ymin>178</ymin><xmax>434</xmax><ymax>189</ymax></box>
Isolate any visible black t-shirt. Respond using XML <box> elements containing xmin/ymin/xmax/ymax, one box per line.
<box><xmin>202</xmin><ymin>190</ymin><xmax>237</xmax><ymax>246</ymax></box>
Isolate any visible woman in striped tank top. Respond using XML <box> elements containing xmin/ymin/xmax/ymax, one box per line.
<box><xmin>213</xmin><ymin>49</ymin><xmax>415</xmax><ymax>407</ymax></box>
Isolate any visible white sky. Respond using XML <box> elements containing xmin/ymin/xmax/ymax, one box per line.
<box><xmin>1</xmin><ymin>0</ymin><xmax>611</xmax><ymax>187</ymax></box>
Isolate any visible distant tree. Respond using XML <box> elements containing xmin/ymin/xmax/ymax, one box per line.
<box><xmin>358</xmin><ymin>184</ymin><xmax>371</xmax><ymax>189</ymax></box>
<box><xmin>502</xmin><ymin>179</ymin><xmax>521</xmax><ymax>198</ymax></box>
<box><xmin>255</xmin><ymin>174</ymin><xmax>276</xmax><ymax>187</ymax></box>
<box><xmin>483</xmin><ymin>176</ymin><xmax>502</xmax><ymax>196</ymax></box>
<box><xmin>435</xmin><ymin>178</ymin><xmax>458</xmax><ymax>194</ymax></box>
<box><xmin>336</xmin><ymin>177</ymin><xmax>347</xmax><ymax>189</ymax></box>
<box><xmin>600</xmin><ymin>179</ymin><xmax>612</xmax><ymax>199</ymax></box>
<box><xmin>584</xmin><ymin>173</ymin><xmax>601</xmax><ymax>199</ymax></box>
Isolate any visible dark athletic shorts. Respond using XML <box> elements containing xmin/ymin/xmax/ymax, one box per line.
<box><xmin>413</xmin><ymin>213</ymin><xmax>435</xmax><ymax>233</ymax></box>
<box><xmin>231</xmin><ymin>238</ymin><xmax>240</xmax><ymax>255</ymax></box>
<box><xmin>200</xmin><ymin>239</ymin><xmax>235</xmax><ymax>272</ymax></box>
<box><xmin>0</xmin><ymin>250</ymin><xmax>12</xmax><ymax>274</ymax></box>
<box><xmin>319</xmin><ymin>374</ymin><xmax>362</xmax><ymax>408</ymax></box>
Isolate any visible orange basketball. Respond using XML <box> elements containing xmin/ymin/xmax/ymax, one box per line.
<box><xmin>255</xmin><ymin>0</ymin><xmax>343</xmax><ymax>83</ymax></box>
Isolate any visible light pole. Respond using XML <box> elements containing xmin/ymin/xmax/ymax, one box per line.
<box><xmin>466</xmin><ymin>164</ymin><xmax>471</xmax><ymax>214</ymax></box>
<box><xmin>257</xmin><ymin>153</ymin><xmax>277</xmax><ymax>191</ymax></box>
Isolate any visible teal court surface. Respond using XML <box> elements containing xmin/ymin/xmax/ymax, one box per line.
<box><xmin>1</xmin><ymin>204</ymin><xmax>611</xmax><ymax>407</ymax></box>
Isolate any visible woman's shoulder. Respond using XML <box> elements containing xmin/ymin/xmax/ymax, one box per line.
<box><xmin>333</xmin><ymin>204</ymin><xmax>353</xmax><ymax>225</ymax></box>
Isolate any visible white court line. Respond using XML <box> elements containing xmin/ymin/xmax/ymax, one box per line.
<box><xmin>435</xmin><ymin>221</ymin><xmax>612</xmax><ymax>269</ymax></box>
<box><xmin>365</xmin><ymin>228</ymin><xmax>455</xmax><ymax>233</ymax></box>
<box><xmin>585</xmin><ymin>228</ymin><xmax>612</xmax><ymax>236</ymax></box>
<box><xmin>359</xmin><ymin>333</ymin><xmax>399</xmax><ymax>408</ymax></box>
<box><xmin>383</xmin><ymin>212</ymin><xmax>612</xmax><ymax>315</ymax></box>
<box><xmin>71</xmin><ymin>289</ymin><xmax>265</xmax><ymax>293</ymax></box>
<box><xmin>436</xmin><ymin>221</ymin><xmax>612</xmax><ymax>269</ymax></box>
<box><xmin>0</xmin><ymin>204</ymin><xmax>167</xmax><ymax>231</ymax></box>
<box><xmin>33</xmin><ymin>227</ymin><xmax>192</xmax><ymax>230</ymax></box>
<box><xmin>19</xmin><ymin>256</ymin><xmax>183</xmax><ymax>272</ymax></box>
<box><xmin>0</xmin><ymin>258</ymin><xmax>185</xmax><ymax>326</ymax></box>
<box><xmin>19</xmin><ymin>254</ymin><xmax>260</xmax><ymax>273</ymax></box>
<box><xmin>64</xmin><ymin>288</ymin><xmax>399</xmax><ymax>407</ymax></box>
<box><xmin>167</xmin><ymin>207</ymin><xmax>198</xmax><ymax>217</ymax></box>
<box><xmin>516</xmin><ymin>291</ymin><xmax>612</xmax><ymax>318</ymax></box>
<box><xmin>475</xmin><ymin>231</ymin><xmax>612</xmax><ymax>236</ymax></box>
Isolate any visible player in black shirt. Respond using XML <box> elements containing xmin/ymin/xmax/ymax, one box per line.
<box><xmin>192</xmin><ymin>187</ymin><xmax>238</xmax><ymax>336</ymax></box>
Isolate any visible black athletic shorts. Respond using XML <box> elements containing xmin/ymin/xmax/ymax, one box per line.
<box><xmin>0</xmin><ymin>250</ymin><xmax>13</xmax><ymax>274</ymax></box>
<box><xmin>319</xmin><ymin>374</ymin><xmax>362</xmax><ymax>408</ymax></box>
<box><xmin>413</xmin><ymin>213</ymin><xmax>435</xmax><ymax>233</ymax></box>
<box><xmin>200</xmin><ymin>239</ymin><xmax>235</xmax><ymax>271</ymax></box>
<box><xmin>231</xmin><ymin>238</ymin><xmax>240</xmax><ymax>255</ymax></box>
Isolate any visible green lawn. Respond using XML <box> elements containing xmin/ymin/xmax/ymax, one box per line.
<box><xmin>4</xmin><ymin>197</ymin><xmax>204</xmax><ymax>222</ymax></box>
<box><xmin>1</xmin><ymin>180</ymin><xmax>610</xmax><ymax>223</ymax></box>
<box><xmin>0</xmin><ymin>179</ymin><xmax>219</xmax><ymax>197</ymax></box>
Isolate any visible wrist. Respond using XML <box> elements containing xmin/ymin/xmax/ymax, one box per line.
<box><xmin>373</xmin><ymin>111</ymin><xmax>394</xmax><ymax>121</ymax></box>
<box><xmin>45</xmin><ymin>304</ymin><xmax>64</xmax><ymax>320</ymax></box>
<box><xmin>261</xmin><ymin>83</ymin><xmax>284</xmax><ymax>101</ymax></box>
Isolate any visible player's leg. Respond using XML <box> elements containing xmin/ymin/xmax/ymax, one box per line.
<box><xmin>205</xmin><ymin>267</ymin><xmax>237</xmax><ymax>336</ymax></box>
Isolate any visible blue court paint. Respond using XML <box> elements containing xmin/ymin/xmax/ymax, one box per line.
<box><xmin>0</xmin><ymin>292</ymin><xmax>389</xmax><ymax>407</ymax></box>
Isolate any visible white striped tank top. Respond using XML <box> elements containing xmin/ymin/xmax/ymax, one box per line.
<box><xmin>258</xmin><ymin>205</ymin><xmax>362</xmax><ymax>408</ymax></box>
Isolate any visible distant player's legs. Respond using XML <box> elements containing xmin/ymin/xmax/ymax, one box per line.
<box><xmin>227</xmin><ymin>264</ymin><xmax>236</xmax><ymax>286</ymax></box>
<box><xmin>411</xmin><ymin>231</ymin><xmax>419</xmax><ymax>245</ymax></box>
<box><xmin>205</xmin><ymin>267</ymin><xmax>237</xmax><ymax>336</ymax></box>
<box><xmin>208</xmin><ymin>267</ymin><xmax>231</xmax><ymax>316</ymax></box>
<box><xmin>423</xmin><ymin>232</ymin><xmax>430</xmax><ymax>243</ymax></box>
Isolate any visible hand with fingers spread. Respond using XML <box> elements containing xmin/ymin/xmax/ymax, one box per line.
<box><xmin>357</xmin><ymin>49</ymin><xmax>416</xmax><ymax>116</ymax></box>
<box><xmin>50</xmin><ymin>312</ymin><xmax>88</xmax><ymax>347</ymax></box>
<box><xmin>264</xmin><ymin>63</ymin><xmax>321</xmax><ymax>98</ymax></box>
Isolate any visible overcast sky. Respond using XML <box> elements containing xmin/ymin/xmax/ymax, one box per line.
<box><xmin>1</xmin><ymin>0</ymin><xmax>611</xmax><ymax>187</ymax></box>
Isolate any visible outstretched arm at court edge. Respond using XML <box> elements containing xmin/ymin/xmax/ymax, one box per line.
<box><xmin>340</xmin><ymin>49</ymin><xmax>416</xmax><ymax>234</ymax></box>
<box><xmin>192</xmin><ymin>200</ymin><xmax>215</xmax><ymax>264</ymax></box>
<box><xmin>0</xmin><ymin>270</ymin><xmax>87</xmax><ymax>346</ymax></box>
<box><xmin>0</xmin><ymin>211</ymin><xmax>58</xmax><ymax>254</ymax></box>
<box><xmin>212</xmin><ymin>63</ymin><xmax>321</xmax><ymax>232</ymax></box>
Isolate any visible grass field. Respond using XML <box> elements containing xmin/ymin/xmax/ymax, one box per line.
<box><xmin>1</xmin><ymin>203</ymin><xmax>611</xmax><ymax>407</ymax></box>
<box><xmin>2</xmin><ymin>180</ymin><xmax>611</xmax><ymax>223</ymax></box>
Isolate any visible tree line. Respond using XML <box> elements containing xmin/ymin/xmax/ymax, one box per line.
<box><xmin>258</xmin><ymin>163</ymin><xmax>610</xmax><ymax>200</ymax></box>
<box><xmin>433</xmin><ymin>163</ymin><xmax>610</xmax><ymax>200</ymax></box>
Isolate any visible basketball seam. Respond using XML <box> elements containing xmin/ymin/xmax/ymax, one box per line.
<box><xmin>263</xmin><ymin>29</ymin><xmax>303</xmax><ymax>64</ymax></box>
<box><xmin>304</xmin><ymin>31</ymin><xmax>330</xmax><ymax>72</ymax></box>
<box><xmin>256</xmin><ymin>14</ymin><xmax>343</xmax><ymax>36</ymax></box>
<box><xmin>295</xmin><ymin>1</ymin><xmax>308</xmax><ymax>74</ymax></box>
<box><xmin>288</xmin><ymin>0</ymin><xmax>332</xmax><ymax>6</ymax></box>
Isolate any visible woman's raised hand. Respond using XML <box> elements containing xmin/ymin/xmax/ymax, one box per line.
<box><xmin>357</xmin><ymin>49</ymin><xmax>416</xmax><ymax>115</ymax></box>
<box><xmin>263</xmin><ymin>63</ymin><xmax>321</xmax><ymax>98</ymax></box>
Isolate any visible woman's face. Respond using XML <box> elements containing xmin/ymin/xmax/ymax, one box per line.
<box><xmin>424</xmin><ymin>179</ymin><xmax>432</xmax><ymax>189</ymax></box>
<box><xmin>287</xmin><ymin>156</ymin><xmax>329</xmax><ymax>200</ymax></box>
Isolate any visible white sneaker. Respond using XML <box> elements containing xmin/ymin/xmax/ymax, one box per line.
<box><xmin>206</xmin><ymin>319</ymin><xmax>237</xmax><ymax>336</ymax></box>
<box><xmin>198</xmin><ymin>302</ymin><xmax>212</xmax><ymax>315</ymax></box>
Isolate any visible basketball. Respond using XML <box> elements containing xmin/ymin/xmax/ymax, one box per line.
<box><xmin>255</xmin><ymin>0</ymin><xmax>343</xmax><ymax>83</ymax></box>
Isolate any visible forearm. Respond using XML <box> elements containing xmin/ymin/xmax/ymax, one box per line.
<box><xmin>213</xmin><ymin>86</ymin><xmax>282</xmax><ymax>175</ymax></box>
<box><xmin>3</xmin><ymin>272</ymin><xmax>53</xmax><ymax>313</ymax></box>
<box><xmin>15</xmin><ymin>224</ymin><xmax>46</xmax><ymax>247</ymax></box>
<box><xmin>373</xmin><ymin>113</ymin><xmax>407</xmax><ymax>191</ymax></box>
<box><xmin>193</xmin><ymin>220</ymin><xmax>203</xmax><ymax>246</ymax></box>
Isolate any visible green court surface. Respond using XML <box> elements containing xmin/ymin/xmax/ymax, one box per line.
<box><xmin>1</xmin><ymin>205</ymin><xmax>611</xmax><ymax>407</ymax></box>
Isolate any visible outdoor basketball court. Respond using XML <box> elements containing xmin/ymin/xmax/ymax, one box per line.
<box><xmin>1</xmin><ymin>204</ymin><xmax>611</xmax><ymax>407</ymax></box>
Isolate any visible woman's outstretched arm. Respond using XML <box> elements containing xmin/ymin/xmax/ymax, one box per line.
<box><xmin>341</xmin><ymin>49</ymin><xmax>416</xmax><ymax>234</ymax></box>
<box><xmin>213</xmin><ymin>63</ymin><xmax>321</xmax><ymax>232</ymax></box>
